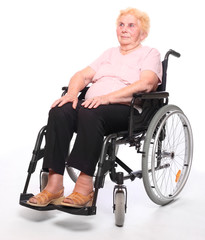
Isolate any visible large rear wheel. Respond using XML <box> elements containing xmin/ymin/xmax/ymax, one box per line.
<box><xmin>142</xmin><ymin>105</ymin><xmax>193</xmax><ymax>205</ymax></box>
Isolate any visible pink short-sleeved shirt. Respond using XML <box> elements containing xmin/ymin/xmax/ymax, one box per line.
<box><xmin>85</xmin><ymin>46</ymin><xmax>162</xmax><ymax>100</ymax></box>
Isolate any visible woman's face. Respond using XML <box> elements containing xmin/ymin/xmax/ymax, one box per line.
<box><xmin>116</xmin><ymin>14</ymin><xmax>146</xmax><ymax>49</ymax></box>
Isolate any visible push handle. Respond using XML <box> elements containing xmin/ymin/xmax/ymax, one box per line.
<box><xmin>169</xmin><ymin>49</ymin><xmax>181</xmax><ymax>58</ymax></box>
<box><xmin>164</xmin><ymin>49</ymin><xmax>181</xmax><ymax>60</ymax></box>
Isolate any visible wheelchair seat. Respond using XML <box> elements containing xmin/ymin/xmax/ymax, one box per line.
<box><xmin>19</xmin><ymin>49</ymin><xmax>193</xmax><ymax>227</ymax></box>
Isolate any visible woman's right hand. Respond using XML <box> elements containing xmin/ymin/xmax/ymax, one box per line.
<box><xmin>51</xmin><ymin>66</ymin><xmax>95</xmax><ymax>109</ymax></box>
<box><xmin>51</xmin><ymin>93</ymin><xmax>78</xmax><ymax>109</ymax></box>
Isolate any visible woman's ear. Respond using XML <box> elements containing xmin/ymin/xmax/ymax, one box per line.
<box><xmin>140</xmin><ymin>30</ymin><xmax>148</xmax><ymax>41</ymax></box>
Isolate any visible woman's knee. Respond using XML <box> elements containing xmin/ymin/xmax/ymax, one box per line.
<box><xmin>48</xmin><ymin>102</ymin><xmax>73</xmax><ymax>120</ymax></box>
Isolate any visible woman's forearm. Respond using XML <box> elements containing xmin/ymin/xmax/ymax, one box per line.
<box><xmin>67</xmin><ymin>66</ymin><xmax>96</xmax><ymax>96</ymax></box>
<box><xmin>108</xmin><ymin>71</ymin><xmax>159</xmax><ymax>104</ymax></box>
<box><xmin>107</xmin><ymin>81</ymin><xmax>148</xmax><ymax>104</ymax></box>
<box><xmin>67</xmin><ymin>72</ymin><xmax>87</xmax><ymax>96</ymax></box>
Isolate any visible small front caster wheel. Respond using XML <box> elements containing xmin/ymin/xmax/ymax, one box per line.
<box><xmin>114</xmin><ymin>190</ymin><xmax>126</xmax><ymax>227</ymax></box>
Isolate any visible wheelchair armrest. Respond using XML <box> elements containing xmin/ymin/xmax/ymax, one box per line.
<box><xmin>62</xmin><ymin>86</ymin><xmax>68</xmax><ymax>91</ymax></box>
<box><xmin>62</xmin><ymin>87</ymin><xmax>68</xmax><ymax>96</ymax></box>
<box><xmin>133</xmin><ymin>91</ymin><xmax>169</xmax><ymax>100</ymax></box>
<box><xmin>128</xmin><ymin>91</ymin><xmax>169</xmax><ymax>140</ymax></box>
<box><xmin>61</xmin><ymin>86</ymin><xmax>89</xmax><ymax>100</ymax></box>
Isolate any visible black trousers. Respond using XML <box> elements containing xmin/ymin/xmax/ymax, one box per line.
<box><xmin>42</xmin><ymin>100</ymin><xmax>136</xmax><ymax>176</ymax></box>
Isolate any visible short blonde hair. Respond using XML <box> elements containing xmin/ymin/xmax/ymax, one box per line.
<box><xmin>116</xmin><ymin>7</ymin><xmax>150</xmax><ymax>35</ymax></box>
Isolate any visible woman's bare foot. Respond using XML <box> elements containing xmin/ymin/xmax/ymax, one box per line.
<box><xmin>29</xmin><ymin>169</ymin><xmax>64</xmax><ymax>204</ymax></box>
<box><xmin>63</xmin><ymin>172</ymin><xmax>93</xmax><ymax>204</ymax></box>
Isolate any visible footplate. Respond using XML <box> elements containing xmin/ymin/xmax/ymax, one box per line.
<box><xmin>54</xmin><ymin>205</ymin><xmax>97</xmax><ymax>216</ymax></box>
<box><xmin>19</xmin><ymin>193</ymin><xmax>55</xmax><ymax>211</ymax></box>
<box><xmin>19</xmin><ymin>193</ymin><xmax>97</xmax><ymax>215</ymax></box>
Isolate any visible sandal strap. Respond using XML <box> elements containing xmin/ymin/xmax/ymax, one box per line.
<box><xmin>65</xmin><ymin>192</ymin><xmax>94</xmax><ymax>206</ymax></box>
<box><xmin>30</xmin><ymin>188</ymin><xmax>64</xmax><ymax>205</ymax></box>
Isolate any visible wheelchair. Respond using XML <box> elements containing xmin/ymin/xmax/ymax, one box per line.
<box><xmin>19</xmin><ymin>49</ymin><xmax>193</xmax><ymax>227</ymax></box>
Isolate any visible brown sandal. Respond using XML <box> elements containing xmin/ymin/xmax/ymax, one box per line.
<box><xmin>27</xmin><ymin>188</ymin><xmax>64</xmax><ymax>207</ymax></box>
<box><xmin>61</xmin><ymin>192</ymin><xmax>94</xmax><ymax>208</ymax></box>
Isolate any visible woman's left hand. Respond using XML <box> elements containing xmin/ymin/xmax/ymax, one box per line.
<box><xmin>81</xmin><ymin>95</ymin><xmax>110</xmax><ymax>108</ymax></box>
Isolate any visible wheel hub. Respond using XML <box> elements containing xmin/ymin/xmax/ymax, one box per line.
<box><xmin>162</xmin><ymin>151</ymin><xmax>175</xmax><ymax>159</ymax></box>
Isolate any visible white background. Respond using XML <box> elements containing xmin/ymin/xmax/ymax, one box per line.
<box><xmin>0</xmin><ymin>0</ymin><xmax>204</xmax><ymax>239</ymax></box>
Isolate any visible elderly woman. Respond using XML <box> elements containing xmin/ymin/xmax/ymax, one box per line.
<box><xmin>28</xmin><ymin>7</ymin><xmax>162</xmax><ymax>208</ymax></box>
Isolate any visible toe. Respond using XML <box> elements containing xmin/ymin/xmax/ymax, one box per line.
<box><xmin>29</xmin><ymin>197</ymin><xmax>37</xmax><ymax>204</ymax></box>
<box><xmin>63</xmin><ymin>197</ymin><xmax>73</xmax><ymax>204</ymax></box>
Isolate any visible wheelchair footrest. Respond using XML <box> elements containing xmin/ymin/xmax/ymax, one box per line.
<box><xmin>19</xmin><ymin>193</ymin><xmax>97</xmax><ymax>215</ymax></box>
<box><xmin>54</xmin><ymin>205</ymin><xmax>97</xmax><ymax>216</ymax></box>
<box><xmin>19</xmin><ymin>193</ymin><xmax>55</xmax><ymax>211</ymax></box>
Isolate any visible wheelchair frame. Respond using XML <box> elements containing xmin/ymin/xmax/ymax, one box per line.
<box><xmin>19</xmin><ymin>49</ymin><xmax>193</xmax><ymax>227</ymax></box>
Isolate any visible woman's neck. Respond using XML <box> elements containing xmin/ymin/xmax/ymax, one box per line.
<box><xmin>120</xmin><ymin>43</ymin><xmax>142</xmax><ymax>55</ymax></box>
